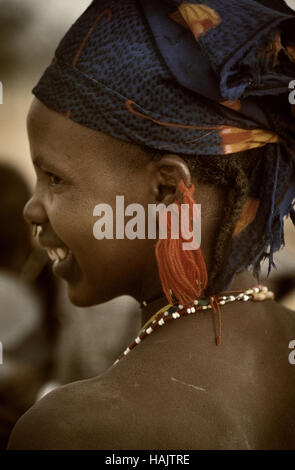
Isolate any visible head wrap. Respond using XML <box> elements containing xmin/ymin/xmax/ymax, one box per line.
<box><xmin>33</xmin><ymin>0</ymin><xmax>295</xmax><ymax>293</ymax></box>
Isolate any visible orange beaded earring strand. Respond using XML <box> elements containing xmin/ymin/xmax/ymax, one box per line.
<box><xmin>155</xmin><ymin>179</ymin><xmax>208</xmax><ymax>306</ymax></box>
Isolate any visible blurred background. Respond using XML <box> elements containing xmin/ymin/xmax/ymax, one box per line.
<box><xmin>0</xmin><ymin>0</ymin><xmax>294</xmax><ymax>450</ymax></box>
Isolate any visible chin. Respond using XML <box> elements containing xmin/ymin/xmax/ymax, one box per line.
<box><xmin>66</xmin><ymin>283</ymin><xmax>111</xmax><ymax>307</ymax></box>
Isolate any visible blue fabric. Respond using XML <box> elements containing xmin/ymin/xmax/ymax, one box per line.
<box><xmin>32</xmin><ymin>0</ymin><xmax>295</xmax><ymax>293</ymax></box>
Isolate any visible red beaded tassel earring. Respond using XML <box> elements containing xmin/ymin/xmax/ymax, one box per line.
<box><xmin>155</xmin><ymin>179</ymin><xmax>208</xmax><ymax>306</ymax></box>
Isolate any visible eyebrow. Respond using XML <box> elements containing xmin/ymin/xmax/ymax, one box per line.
<box><xmin>33</xmin><ymin>155</ymin><xmax>63</xmax><ymax>173</ymax></box>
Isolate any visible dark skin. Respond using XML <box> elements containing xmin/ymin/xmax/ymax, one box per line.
<box><xmin>8</xmin><ymin>99</ymin><xmax>295</xmax><ymax>450</ymax></box>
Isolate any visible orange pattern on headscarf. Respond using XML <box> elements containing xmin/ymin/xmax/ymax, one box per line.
<box><xmin>286</xmin><ymin>45</ymin><xmax>295</xmax><ymax>63</ymax></box>
<box><xmin>257</xmin><ymin>33</ymin><xmax>295</xmax><ymax>67</ymax></box>
<box><xmin>219</xmin><ymin>127</ymin><xmax>279</xmax><ymax>154</ymax></box>
<box><xmin>169</xmin><ymin>10</ymin><xmax>189</xmax><ymax>29</ymax></box>
<box><xmin>233</xmin><ymin>197</ymin><xmax>260</xmax><ymax>237</ymax></box>
<box><xmin>257</xmin><ymin>32</ymin><xmax>283</xmax><ymax>67</ymax></box>
<box><xmin>125</xmin><ymin>99</ymin><xmax>224</xmax><ymax>131</ymax></box>
<box><xmin>126</xmin><ymin>100</ymin><xmax>280</xmax><ymax>155</ymax></box>
<box><xmin>221</xmin><ymin>100</ymin><xmax>241</xmax><ymax>112</ymax></box>
<box><xmin>170</xmin><ymin>2</ymin><xmax>221</xmax><ymax>40</ymax></box>
<box><xmin>72</xmin><ymin>9</ymin><xmax>112</xmax><ymax>67</ymax></box>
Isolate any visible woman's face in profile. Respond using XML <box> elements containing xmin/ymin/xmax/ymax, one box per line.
<box><xmin>24</xmin><ymin>98</ymin><xmax>158</xmax><ymax>306</ymax></box>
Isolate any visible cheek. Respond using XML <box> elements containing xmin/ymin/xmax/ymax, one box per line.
<box><xmin>46</xmin><ymin>188</ymin><xmax>152</xmax><ymax>304</ymax></box>
<box><xmin>47</xmin><ymin>194</ymin><xmax>119</xmax><ymax>277</ymax></box>
<box><xmin>66</xmin><ymin>238</ymin><xmax>144</xmax><ymax>306</ymax></box>
<box><xmin>47</xmin><ymin>194</ymin><xmax>95</xmax><ymax>256</ymax></box>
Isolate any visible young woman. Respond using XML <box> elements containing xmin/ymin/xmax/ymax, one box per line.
<box><xmin>8</xmin><ymin>0</ymin><xmax>295</xmax><ymax>449</ymax></box>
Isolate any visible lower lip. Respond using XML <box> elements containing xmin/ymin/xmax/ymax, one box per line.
<box><xmin>52</xmin><ymin>251</ymin><xmax>81</xmax><ymax>282</ymax></box>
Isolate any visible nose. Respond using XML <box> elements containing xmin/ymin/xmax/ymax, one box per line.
<box><xmin>23</xmin><ymin>193</ymin><xmax>48</xmax><ymax>226</ymax></box>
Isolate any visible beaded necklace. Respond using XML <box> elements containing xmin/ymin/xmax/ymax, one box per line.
<box><xmin>114</xmin><ymin>285</ymin><xmax>274</xmax><ymax>364</ymax></box>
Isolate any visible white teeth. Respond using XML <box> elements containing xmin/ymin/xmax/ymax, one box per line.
<box><xmin>46</xmin><ymin>247</ymin><xmax>69</xmax><ymax>262</ymax></box>
<box><xmin>57</xmin><ymin>248</ymin><xmax>67</xmax><ymax>260</ymax></box>
<box><xmin>47</xmin><ymin>249</ymin><xmax>58</xmax><ymax>261</ymax></box>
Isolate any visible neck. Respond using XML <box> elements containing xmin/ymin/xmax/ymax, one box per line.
<box><xmin>140</xmin><ymin>271</ymin><xmax>267</xmax><ymax>327</ymax></box>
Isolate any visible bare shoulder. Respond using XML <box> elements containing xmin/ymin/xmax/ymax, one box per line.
<box><xmin>7</xmin><ymin>376</ymin><xmax>127</xmax><ymax>450</ymax></box>
<box><xmin>7</xmin><ymin>301</ymin><xmax>295</xmax><ymax>450</ymax></box>
<box><xmin>6</xmin><ymin>343</ymin><xmax>206</xmax><ymax>450</ymax></box>
<box><xmin>7</xmin><ymin>382</ymin><xmax>82</xmax><ymax>449</ymax></box>
<box><xmin>7</xmin><ymin>362</ymin><xmax>164</xmax><ymax>450</ymax></box>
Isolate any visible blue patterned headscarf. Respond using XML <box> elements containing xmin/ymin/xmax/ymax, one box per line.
<box><xmin>33</xmin><ymin>0</ymin><xmax>295</xmax><ymax>292</ymax></box>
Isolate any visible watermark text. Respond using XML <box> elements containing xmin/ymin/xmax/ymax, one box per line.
<box><xmin>288</xmin><ymin>340</ymin><xmax>295</xmax><ymax>365</ymax></box>
<box><xmin>289</xmin><ymin>80</ymin><xmax>295</xmax><ymax>105</ymax></box>
<box><xmin>93</xmin><ymin>197</ymin><xmax>201</xmax><ymax>250</ymax></box>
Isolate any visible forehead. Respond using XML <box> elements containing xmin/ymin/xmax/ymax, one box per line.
<box><xmin>27</xmin><ymin>99</ymin><xmax>150</xmax><ymax>185</ymax></box>
<box><xmin>27</xmin><ymin>98</ymin><xmax>109</xmax><ymax>158</ymax></box>
<box><xmin>27</xmin><ymin>99</ymin><xmax>126</xmax><ymax>172</ymax></box>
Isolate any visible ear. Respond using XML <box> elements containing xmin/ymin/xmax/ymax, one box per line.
<box><xmin>152</xmin><ymin>154</ymin><xmax>192</xmax><ymax>205</ymax></box>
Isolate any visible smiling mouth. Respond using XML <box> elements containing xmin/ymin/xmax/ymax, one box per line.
<box><xmin>45</xmin><ymin>246</ymin><xmax>76</xmax><ymax>280</ymax></box>
<box><xmin>38</xmin><ymin>233</ymin><xmax>81</xmax><ymax>283</ymax></box>
<box><xmin>43</xmin><ymin>244</ymin><xmax>81</xmax><ymax>283</ymax></box>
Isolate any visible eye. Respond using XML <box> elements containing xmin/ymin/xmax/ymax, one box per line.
<box><xmin>46</xmin><ymin>171</ymin><xmax>62</xmax><ymax>186</ymax></box>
